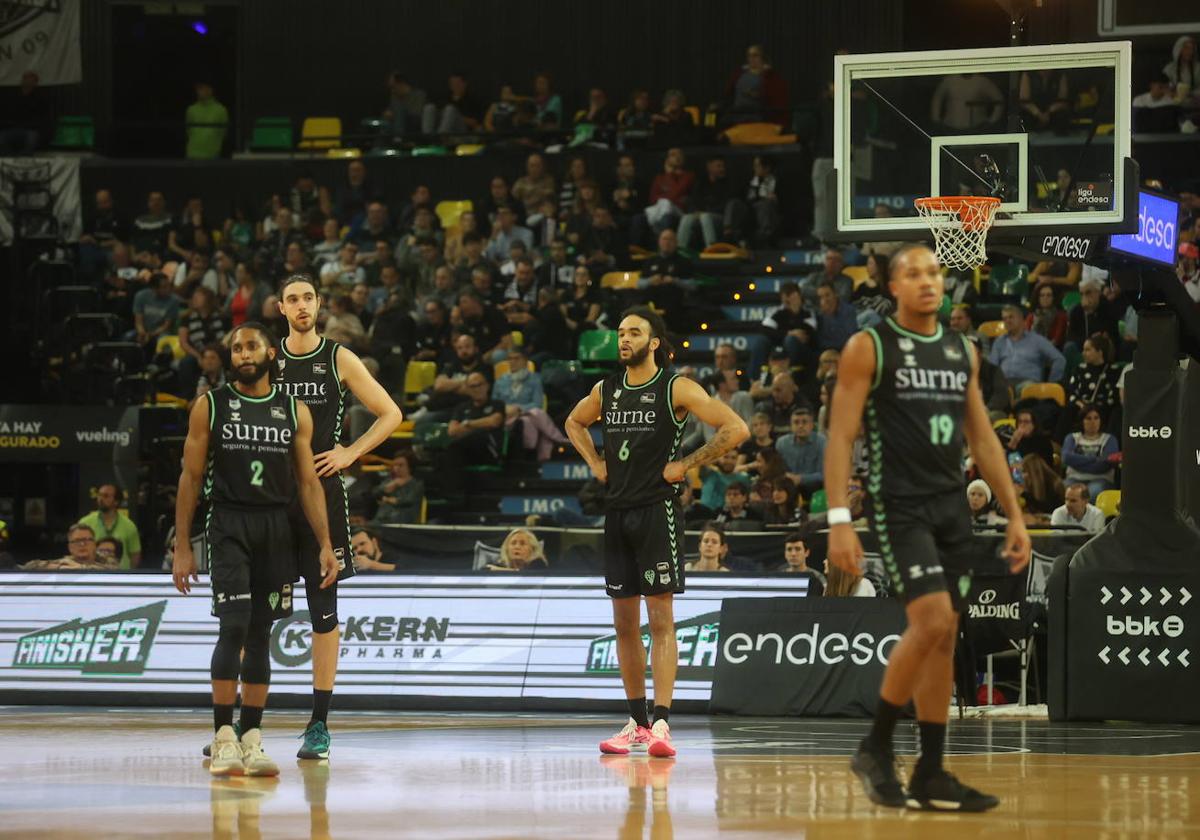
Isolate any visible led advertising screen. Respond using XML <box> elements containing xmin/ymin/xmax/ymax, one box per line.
<box><xmin>1109</xmin><ymin>190</ymin><xmax>1181</xmax><ymax>267</ymax></box>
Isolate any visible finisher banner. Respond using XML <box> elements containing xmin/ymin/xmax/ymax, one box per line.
<box><xmin>710</xmin><ymin>597</ymin><xmax>907</xmax><ymax>717</ymax></box>
<box><xmin>0</xmin><ymin>404</ymin><xmax>137</xmax><ymax>462</ymax></box>
<box><xmin>0</xmin><ymin>574</ymin><xmax>810</xmax><ymax>706</ymax></box>
<box><xmin>0</xmin><ymin>0</ymin><xmax>82</xmax><ymax>86</ymax></box>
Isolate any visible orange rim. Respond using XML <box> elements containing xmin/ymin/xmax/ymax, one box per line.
<box><xmin>915</xmin><ymin>196</ymin><xmax>1000</xmax><ymax>232</ymax></box>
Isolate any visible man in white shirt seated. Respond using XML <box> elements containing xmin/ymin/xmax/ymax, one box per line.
<box><xmin>1050</xmin><ymin>483</ymin><xmax>1107</xmax><ymax>533</ymax></box>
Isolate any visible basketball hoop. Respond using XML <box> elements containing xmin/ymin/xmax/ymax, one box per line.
<box><xmin>914</xmin><ymin>196</ymin><xmax>1001</xmax><ymax>271</ymax></box>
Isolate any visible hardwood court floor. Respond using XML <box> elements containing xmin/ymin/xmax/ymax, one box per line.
<box><xmin>0</xmin><ymin>708</ymin><xmax>1196</xmax><ymax>839</ymax></box>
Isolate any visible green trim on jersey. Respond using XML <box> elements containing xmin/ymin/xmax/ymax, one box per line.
<box><xmin>281</xmin><ymin>336</ymin><xmax>326</xmax><ymax>361</ymax></box>
<box><xmin>288</xmin><ymin>395</ymin><xmax>298</xmax><ymax>427</ymax></box>
<box><xmin>959</xmin><ymin>333</ymin><xmax>975</xmax><ymax>365</ymax></box>
<box><xmin>226</xmin><ymin>384</ymin><xmax>277</xmax><ymax>403</ymax></box>
<box><xmin>205</xmin><ymin>391</ymin><xmax>216</xmax><ymax>430</ymax></box>
<box><xmin>886</xmin><ymin>317</ymin><xmax>943</xmax><ymax>343</ymax></box>
<box><xmin>865</xmin><ymin>328</ymin><xmax>884</xmax><ymax>392</ymax></box>
<box><xmin>665</xmin><ymin>498</ymin><xmax>680</xmax><ymax>578</ymax></box>
<box><xmin>331</xmin><ymin>343</ymin><xmax>343</xmax><ymax>387</ymax></box>
<box><xmin>665</xmin><ymin>373</ymin><xmax>687</xmax><ymax>428</ymax></box>
<box><xmin>865</xmin><ymin>397</ymin><xmax>904</xmax><ymax>596</ymax></box>
<box><xmin>622</xmin><ymin>367</ymin><xmax>663</xmax><ymax>390</ymax></box>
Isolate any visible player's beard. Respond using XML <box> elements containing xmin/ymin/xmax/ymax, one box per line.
<box><xmin>620</xmin><ymin>341</ymin><xmax>651</xmax><ymax>368</ymax></box>
<box><xmin>290</xmin><ymin>313</ymin><xmax>316</xmax><ymax>334</ymax></box>
<box><xmin>232</xmin><ymin>357</ymin><xmax>272</xmax><ymax>385</ymax></box>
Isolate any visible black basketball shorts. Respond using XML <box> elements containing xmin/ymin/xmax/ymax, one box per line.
<box><xmin>207</xmin><ymin>505</ymin><xmax>296</xmax><ymax>620</ymax></box>
<box><xmin>290</xmin><ymin>473</ymin><xmax>355</xmax><ymax>583</ymax></box>
<box><xmin>866</xmin><ymin>487</ymin><xmax>979</xmax><ymax>610</ymax></box>
<box><xmin>603</xmin><ymin>498</ymin><xmax>685</xmax><ymax>599</ymax></box>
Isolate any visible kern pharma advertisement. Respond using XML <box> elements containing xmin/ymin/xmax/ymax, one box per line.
<box><xmin>0</xmin><ymin>574</ymin><xmax>811</xmax><ymax>705</ymax></box>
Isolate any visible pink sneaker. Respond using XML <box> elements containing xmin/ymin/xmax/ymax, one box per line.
<box><xmin>647</xmin><ymin>720</ymin><xmax>676</xmax><ymax>758</ymax></box>
<box><xmin>599</xmin><ymin>718</ymin><xmax>651</xmax><ymax>754</ymax></box>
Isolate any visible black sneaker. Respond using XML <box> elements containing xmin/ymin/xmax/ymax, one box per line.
<box><xmin>202</xmin><ymin>722</ymin><xmax>242</xmax><ymax>757</ymax></box>
<box><xmin>850</xmin><ymin>739</ymin><xmax>907</xmax><ymax>808</ymax></box>
<box><xmin>906</xmin><ymin>769</ymin><xmax>1000</xmax><ymax>812</ymax></box>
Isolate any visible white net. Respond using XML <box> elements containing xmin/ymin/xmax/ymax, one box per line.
<box><xmin>914</xmin><ymin>197</ymin><xmax>1000</xmax><ymax>271</ymax></box>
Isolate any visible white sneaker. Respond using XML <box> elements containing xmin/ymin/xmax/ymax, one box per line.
<box><xmin>208</xmin><ymin>725</ymin><xmax>244</xmax><ymax>776</ymax></box>
<box><xmin>240</xmin><ymin>728</ymin><xmax>280</xmax><ymax>777</ymax></box>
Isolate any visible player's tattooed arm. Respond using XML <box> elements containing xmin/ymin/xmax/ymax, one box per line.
<box><xmin>672</xmin><ymin>377</ymin><xmax>750</xmax><ymax>477</ymax></box>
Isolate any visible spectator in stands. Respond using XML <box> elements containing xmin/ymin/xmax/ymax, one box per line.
<box><xmin>728</xmin><ymin>154</ymin><xmax>781</xmax><ymax>247</ymax></box>
<box><xmin>173</xmin><ymin>250</ymin><xmax>221</xmax><ymax>298</ymax></box>
<box><xmin>480</xmin><ymin>176</ymin><xmax>522</xmax><ymax>227</ymax></box>
<box><xmin>184</xmin><ymin>80</ymin><xmax>228</xmax><ymax>159</ymax></box>
<box><xmin>581</xmin><ymin>205</ymin><xmax>627</xmax><ymax>272</ymax></box>
<box><xmin>1005</xmin><ymin>407</ymin><xmax>1055</xmax><ymax>465</ymax></box>
<box><xmin>483</xmin><ymin>82</ymin><xmax>520</xmax><ymax>133</ymax></box>
<box><xmin>539</xmin><ymin>239</ymin><xmax>575</xmax><ymax>292</ymax></box>
<box><xmin>411</xmin><ymin>299</ymin><xmax>452</xmax><ymax>363</ymax></box>
<box><xmin>485</xmin><ymin>206</ymin><xmax>534</xmax><ymax>263</ymax></box>
<box><xmin>167</xmin><ymin>196</ymin><xmax>207</xmax><ymax>261</ymax></box>
<box><xmin>825</xmin><ymin>561</ymin><xmax>877</xmax><ymax>597</ymax></box>
<box><xmin>382</xmin><ymin>72</ymin><xmax>427</xmax><ymax>140</ymax></box>
<box><xmin>132</xmin><ymin>272</ymin><xmax>180</xmax><ymax>353</ymax></box>
<box><xmin>323</xmin><ymin>294</ymin><xmax>367</xmax><ymax>350</ymax></box>
<box><xmin>176</xmin><ymin>287</ymin><xmax>226</xmax><ymax>394</ymax></box>
<box><xmin>762</xmin><ymin>281</ymin><xmax>816</xmax><ymax>371</ymax></box>
<box><xmin>95</xmin><ymin>537</ymin><xmax>122</xmax><ymax>566</ymax></box>
<box><xmin>776</xmin><ymin>407</ymin><xmax>825</xmax><ymax>495</ymax></box>
<box><xmin>699</xmin><ymin>452</ymin><xmax>750</xmax><ymax>511</ymax></box>
<box><xmin>502</xmin><ymin>257</ymin><xmax>539</xmax><ymax>313</ymax></box>
<box><xmin>1165</xmin><ymin>36</ymin><xmax>1198</xmax><ymax>90</ymax></box>
<box><xmin>713</xmin><ymin>342</ymin><xmax>749</xmax><ymax>390</ymax></box>
<box><xmin>851</xmin><ymin>253</ymin><xmax>892</xmax><ymax>327</ymax></box>
<box><xmin>405</xmin><ymin>237</ymin><xmax>445</xmax><ymax>301</ymax></box>
<box><xmin>723</xmin><ymin>44</ymin><xmax>789</xmax><ymax>127</ymax></box>
<box><xmin>497</xmin><ymin>238</ymin><xmax>531</xmax><ymax>277</ymax></box>
<box><xmin>347</xmin><ymin>282</ymin><xmax>373</xmax><ymax>332</ymax></box>
<box><xmin>1059</xmin><ymin>334</ymin><xmax>1121</xmax><ymax>437</ymax></box>
<box><xmin>424</xmin><ymin>71</ymin><xmax>484</xmax><ymax>134</ymax></box>
<box><xmin>763</xmin><ymin>476</ymin><xmax>803</xmax><ymax>526</ymax></box>
<box><xmin>686</xmin><ymin>523</ymin><xmax>732</xmax><ymax>573</ymax></box>
<box><xmin>312</xmin><ymin>218</ymin><xmax>343</xmax><ymax>268</ymax></box>
<box><xmin>21</xmin><ymin>524</ymin><xmax>113</xmax><ymax>571</ymax></box>
<box><xmin>757</xmin><ymin>372</ymin><xmax>804</xmax><ymax>435</ymax></box>
<box><xmin>193</xmin><ymin>344</ymin><xmax>226</xmax><ymax>402</ymax></box>
<box><xmin>1051</xmin><ymin>483</ymin><xmax>1106</xmax><ymax>533</ymax></box>
<box><xmin>1065</xmin><ymin>275</ymin><xmax>1120</xmax><ymax>353</ymax></box>
<box><xmin>1027</xmin><ymin>284</ymin><xmax>1068</xmax><ymax>347</ymax></box>
<box><xmin>619</xmin><ymin>88</ymin><xmax>655</xmax><ymax>142</ymax></box>
<box><xmin>417</xmin><ymin>331</ymin><xmax>489</xmax><ymax>420</ymax></box>
<box><xmin>527</xmin><ymin>286</ymin><xmax>573</xmax><ymax>362</ymax></box>
<box><xmin>319</xmin><ymin>241</ymin><xmax>366</xmax><ymax>290</ymax></box>
<box><xmin>351</xmin><ymin>527</ymin><xmax>402</xmax><ymax>572</ymax></box>
<box><xmin>930</xmin><ymin>73</ymin><xmax>1003</xmax><ymax>131</ymax></box>
<box><xmin>610</xmin><ymin>154</ymin><xmax>644</xmax><ymax>233</ymax></box>
<box><xmin>1029</xmin><ymin>259</ymin><xmax>1081</xmax><ymax>293</ymax></box>
<box><xmin>396</xmin><ymin>185</ymin><xmax>434</xmax><ymax>237</ymax></box>
<box><xmin>468</xmin><ymin>264</ymin><xmax>503</xmax><ymax>308</ymax></box>
<box><xmin>443</xmin><ymin>211</ymin><xmax>478</xmax><ymax>267</ymax></box>
<box><xmin>455</xmin><ymin>288</ymin><xmax>512</xmax><ymax>363</ymax></box>
<box><xmin>1062</xmin><ymin>403</ymin><xmax>1119</xmax><ymax>500</ymax></box>
<box><xmin>363</xmin><ymin>239</ymin><xmax>398</xmax><ymax>289</ymax></box>
<box><xmin>708</xmin><ymin>369</ymin><xmax>755</xmax><ymax>424</ymax></box>
<box><xmin>1019</xmin><ymin>69</ymin><xmax>1070</xmax><ymax>131</ymax></box>
<box><xmin>806</xmin><ymin>248</ymin><xmax>854</xmax><ymax>303</ymax></box>
<box><xmin>815</xmin><ymin>281</ymin><xmax>858</xmax><ymax>353</ymax></box>
<box><xmin>777</xmin><ymin>532</ymin><xmax>826</xmax><ymax>590</ymax></box>
<box><xmin>489</xmin><ymin>528</ymin><xmax>549</xmax><ymax>572</ymax></box>
<box><xmin>563</xmin><ymin>183</ymin><xmax>602</xmax><ymax>247</ymax></box>
<box><xmin>441</xmin><ymin>370</ymin><xmax>506</xmax><ymax>486</ymax></box>
<box><xmin>950</xmin><ymin>304</ymin><xmax>980</xmax><ymax>346</ymax></box>
<box><xmin>349</xmin><ymin>202</ymin><xmax>394</xmax><ymax>252</ymax></box>
<box><xmin>966</xmin><ymin>336</ymin><xmax>1012</xmax><ymax>421</ymax></box>
<box><xmin>942</xmin><ymin>266</ymin><xmax>978</xmax><ymax>308</ymax></box>
<box><xmin>641</xmin><ymin>147</ymin><xmax>694</xmax><ymax>242</ymax></box>
<box><xmin>131</xmin><ymin>191</ymin><xmax>173</xmax><ymax>262</ymax></box>
<box><xmin>678</xmin><ymin>156</ymin><xmax>735</xmax><ymax>250</ymax></box>
<box><xmin>532</xmin><ymin>72</ymin><xmax>563</xmax><ymax>128</ymax></box>
<box><xmin>577</xmin><ymin>87</ymin><xmax>617</xmax><ymax>144</ymax></box>
<box><xmin>419</xmin><ymin>265</ymin><xmax>458</xmax><ymax>314</ymax></box>
<box><xmin>334</xmin><ymin>160</ymin><xmax>380</xmax><ymax>226</ymax></box>
<box><xmin>0</xmin><ymin>70</ymin><xmax>49</xmax><ymax>153</ymax></box>
<box><xmin>366</xmin><ymin>263</ymin><xmax>405</xmax><ymax>315</ymax></box>
<box><xmin>260</xmin><ymin>294</ymin><xmax>286</xmax><ymax>340</ymax></box>
<box><xmin>494</xmin><ymin>346</ymin><xmax>566</xmax><ymax>461</ymax></box>
<box><xmin>561</xmin><ymin>265</ymin><xmax>601</xmax><ymax>346</ymax></box>
<box><xmin>1132</xmin><ymin>73</ymin><xmax>1180</xmax><ymax>131</ymax></box>
<box><xmin>737</xmin><ymin>411</ymin><xmax>776</xmax><ymax>468</ymax></box>
<box><xmin>512</xmin><ymin>153</ymin><xmax>557</xmax><ymax>218</ymax></box>
<box><xmin>967</xmin><ymin>478</ymin><xmax>1007</xmax><ymax>528</ymax></box>
<box><xmin>453</xmin><ymin>231</ymin><xmax>493</xmax><ymax>289</ymax></box>
<box><xmin>714</xmin><ymin>481</ymin><xmax>763</xmax><ymax>530</ymax></box>
<box><xmin>371</xmin><ymin>451</ymin><xmax>425</xmax><ymax>526</ymax></box>
<box><xmin>650</xmin><ymin>89</ymin><xmax>696</xmax><ymax>148</ymax></box>
<box><xmin>641</xmin><ymin>229</ymin><xmax>691</xmax><ymax>323</ymax></box>
<box><xmin>259</xmin><ymin>206</ymin><xmax>308</xmax><ymax>278</ymax></box>
<box><xmin>77</xmin><ymin>484</ymin><xmax>142</xmax><ymax>569</ymax></box>
<box><xmin>81</xmin><ymin>188</ymin><xmax>127</xmax><ymax>255</ymax></box>
<box><xmin>749</xmin><ymin>348</ymin><xmax>792</xmax><ymax>402</ymax></box>
<box><xmin>989</xmin><ymin>304</ymin><xmax>1066</xmax><ymax>390</ymax></box>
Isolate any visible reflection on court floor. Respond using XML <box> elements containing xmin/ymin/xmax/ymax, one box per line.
<box><xmin>0</xmin><ymin>709</ymin><xmax>1197</xmax><ymax>839</ymax></box>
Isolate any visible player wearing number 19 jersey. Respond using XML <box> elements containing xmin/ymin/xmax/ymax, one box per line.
<box><xmin>566</xmin><ymin>307</ymin><xmax>748</xmax><ymax>759</ymax></box>
<box><xmin>825</xmin><ymin>244</ymin><xmax>1030</xmax><ymax>812</ymax></box>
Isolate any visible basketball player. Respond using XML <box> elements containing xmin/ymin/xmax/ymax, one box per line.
<box><xmin>275</xmin><ymin>274</ymin><xmax>403</xmax><ymax>760</ymax></box>
<box><xmin>173</xmin><ymin>322</ymin><xmax>338</xmax><ymax>776</ymax></box>
<box><xmin>825</xmin><ymin>244</ymin><xmax>1030</xmax><ymax>811</ymax></box>
<box><xmin>565</xmin><ymin>306</ymin><xmax>749</xmax><ymax>758</ymax></box>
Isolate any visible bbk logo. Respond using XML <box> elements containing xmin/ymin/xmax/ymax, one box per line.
<box><xmin>1128</xmin><ymin>425</ymin><xmax>1172</xmax><ymax>439</ymax></box>
<box><xmin>1105</xmin><ymin>615</ymin><xmax>1184</xmax><ymax>638</ymax></box>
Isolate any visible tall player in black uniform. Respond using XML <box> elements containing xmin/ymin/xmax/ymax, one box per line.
<box><xmin>565</xmin><ymin>307</ymin><xmax>748</xmax><ymax>759</ymax></box>
<box><xmin>825</xmin><ymin>244</ymin><xmax>1030</xmax><ymax>811</ymax></box>
<box><xmin>173</xmin><ymin>322</ymin><xmax>338</xmax><ymax>776</ymax></box>
<box><xmin>275</xmin><ymin>275</ymin><xmax>403</xmax><ymax>759</ymax></box>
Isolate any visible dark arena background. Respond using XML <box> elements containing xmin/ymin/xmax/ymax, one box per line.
<box><xmin>1</xmin><ymin>0</ymin><xmax>1199</xmax><ymax>836</ymax></box>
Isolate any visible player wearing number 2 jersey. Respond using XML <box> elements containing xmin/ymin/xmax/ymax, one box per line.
<box><xmin>565</xmin><ymin>306</ymin><xmax>748</xmax><ymax>759</ymax></box>
<box><xmin>825</xmin><ymin>244</ymin><xmax>1030</xmax><ymax>812</ymax></box>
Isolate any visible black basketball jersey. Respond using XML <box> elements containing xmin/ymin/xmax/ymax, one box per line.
<box><xmin>205</xmin><ymin>384</ymin><xmax>298</xmax><ymax>507</ymax></box>
<box><xmin>601</xmin><ymin>368</ymin><xmax>686</xmax><ymax>509</ymax></box>
<box><xmin>275</xmin><ymin>336</ymin><xmax>345</xmax><ymax>455</ymax></box>
<box><xmin>864</xmin><ymin>318</ymin><xmax>974</xmax><ymax>498</ymax></box>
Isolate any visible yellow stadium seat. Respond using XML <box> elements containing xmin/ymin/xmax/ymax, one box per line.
<box><xmin>455</xmin><ymin>144</ymin><xmax>484</xmax><ymax>156</ymax></box>
<box><xmin>978</xmin><ymin>320</ymin><xmax>1006</xmax><ymax>339</ymax></box>
<box><xmin>299</xmin><ymin>117</ymin><xmax>342</xmax><ymax>150</ymax></box>
<box><xmin>156</xmin><ymin>334</ymin><xmax>186</xmax><ymax>361</ymax></box>
<box><xmin>700</xmin><ymin>243</ymin><xmax>749</xmax><ymax>260</ymax></box>
<box><xmin>1095</xmin><ymin>489</ymin><xmax>1120</xmax><ymax>518</ymax></box>
<box><xmin>601</xmin><ymin>271</ymin><xmax>641</xmax><ymax>290</ymax></box>
<box><xmin>494</xmin><ymin>359</ymin><xmax>535</xmax><ymax>378</ymax></box>
<box><xmin>844</xmin><ymin>265</ymin><xmax>870</xmax><ymax>289</ymax></box>
<box><xmin>628</xmin><ymin>244</ymin><xmax>653</xmax><ymax>261</ymax></box>
<box><xmin>1019</xmin><ymin>382</ymin><xmax>1066</xmax><ymax>407</ymax></box>
<box><xmin>685</xmin><ymin>105</ymin><xmax>701</xmax><ymax>125</ymax></box>
<box><xmin>326</xmin><ymin>147</ymin><xmax>361</xmax><ymax>158</ymax></box>
<box><xmin>404</xmin><ymin>361</ymin><xmax>437</xmax><ymax>396</ymax></box>
<box><xmin>150</xmin><ymin>392</ymin><xmax>187</xmax><ymax>408</ymax></box>
<box><xmin>723</xmin><ymin>121</ymin><xmax>798</xmax><ymax>146</ymax></box>
<box><xmin>435</xmin><ymin>200</ymin><xmax>474</xmax><ymax>230</ymax></box>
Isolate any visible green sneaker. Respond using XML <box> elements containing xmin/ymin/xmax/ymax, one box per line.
<box><xmin>203</xmin><ymin>721</ymin><xmax>241</xmax><ymax>757</ymax></box>
<box><xmin>297</xmin><ymin>721</ymin><xmax>331</xmax><ymax>760</ymax></box>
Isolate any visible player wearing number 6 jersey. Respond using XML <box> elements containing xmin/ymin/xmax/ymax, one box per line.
<box><xmin>825</xmin><ymin>244</ymin><xmax>1030</xmax><ymax>812</ymax></box>
<box><xmin>565</xmin><ymin>306</ymin><xmax>748</xmax><ymax>759</ymax></box>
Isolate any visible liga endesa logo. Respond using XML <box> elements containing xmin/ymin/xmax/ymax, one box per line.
<box><xmin>721</xmin><ymin>624</ymin><xmax>900</xmax><ymax>667</ymax></box>
<box><xmin>271</xmin><ymin>611</ymin><xmax>451</xmax><ymax>667</ymax></box>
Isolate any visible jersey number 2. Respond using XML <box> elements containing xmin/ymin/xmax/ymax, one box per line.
<box><xmin>250</xmin><ymin>460</ymin><xmax>264</xmax><ymax>487</ymax></box>
<box><xmin>928</xmin><ymin>414</ymin><xmax>954</xmax><ymax>446</ymax></box>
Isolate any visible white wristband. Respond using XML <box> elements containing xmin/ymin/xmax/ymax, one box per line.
<box><xmin>826</xmin><ymin>507</ymin><xmax>852</xmax><ymax>526</ymax></box>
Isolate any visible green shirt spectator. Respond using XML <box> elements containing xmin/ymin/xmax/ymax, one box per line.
<box><xmin>77</xmin><ymin>483</ymin><xmax>142</xmax><ymax>569</ymax></box>
<box><xmin>185</xmin><ymin>82</ymin><xmax>228</xmax><ymax>160</ymax></box>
